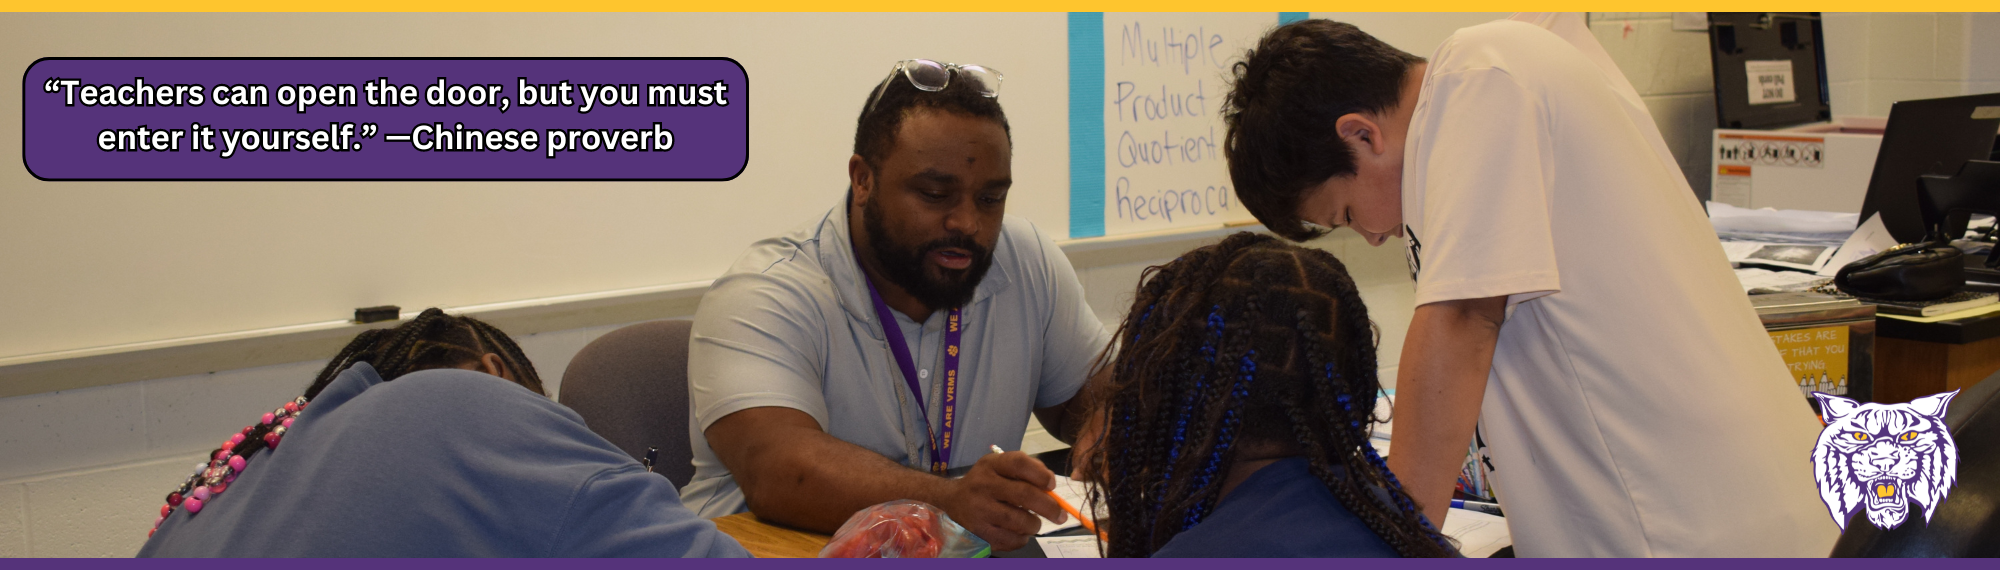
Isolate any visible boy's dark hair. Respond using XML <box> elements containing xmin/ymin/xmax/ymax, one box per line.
<box><xmin>1222</xmin><ymin>20</ymin><xmax>1425</xmax><ymax>242</ymax></box>
<box><xmin>852</xmin><ymin>65</ymin><xmax>1011</xmax><ymax>170</ymax></box>
<box><xmin>1079</xmin><ymin>232</ymin><xmax>1454</xmax><ymax>557</ymax></box>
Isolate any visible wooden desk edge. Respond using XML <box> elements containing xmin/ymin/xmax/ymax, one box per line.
<box><xmin>712</xmin><ymin>512</ymin><xmax>833</xmax><ymax>558</ymax></box>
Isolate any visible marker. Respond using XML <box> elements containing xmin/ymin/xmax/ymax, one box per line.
<box><xmin>1450</xmin><ymin>498</ymin><xmax>1504</xmax><ymax>517</ymax></box>
<box><xmin>990</xmin><ymin>445</ymin><xmax>1104</xmax><ymax>540</ymax></box>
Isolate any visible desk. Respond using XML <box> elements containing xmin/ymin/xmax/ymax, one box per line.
<box><xmin>706</xmin><ymin>449</ymin><xmax>1073</xmax><ymax>558</ymax></box>
<box><xmin>711</xmin><ymin>512</ymin><xmax>830</xmax><ymax>558</ymax></box>
<box><xmin>1876</xmin><ymin>308</ymin><xmax>2000</xmax><ymax>403</ymax></box>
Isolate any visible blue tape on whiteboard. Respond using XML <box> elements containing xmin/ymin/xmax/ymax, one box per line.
<box><xmin>1279</xmin><ymin>12</ymin><xmax>1310</xmax><ymax>25</ymax></box>
<box><xmin>1067</xmin><ymin>12</ymin><xmax>1106</xmax><ymax>239</ymax></box>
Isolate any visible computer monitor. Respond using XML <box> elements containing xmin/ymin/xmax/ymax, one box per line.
<box><xmin>1855</xmin><ymin>93</ymin><xmax>2000</xmax><ymax>244</ymax></box>
<box><xmin>1708</xmin><ymin>12</ymin><xmax>1830</xmax><ymax>129</ymax></box>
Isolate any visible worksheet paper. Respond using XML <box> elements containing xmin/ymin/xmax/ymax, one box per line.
<box><xmin>1441</xmin><ymin>508</ymin><xmax>1513</xmax><ymax>558</ymax></box>
<box><xmin>1037</xmin><ymin>475</ymin><xmax>1100</xmax><ymax>535</ymax></box>
<box><xmin>1037</xmin><ymin>535</ymin><xmax>1104</xmax><ymax>558</ymax></box>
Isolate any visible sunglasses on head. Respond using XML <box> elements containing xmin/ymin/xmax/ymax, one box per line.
<box><xmin>863</xmin><ymin>58</ymin><xmax>1003</xmax><ymax>115</ymax></box>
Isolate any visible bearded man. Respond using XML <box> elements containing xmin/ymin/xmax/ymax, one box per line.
<box><xmin>681</xmin><ymin>59</ymin><xmax>1110</xmax><ymax>552</ymax></box>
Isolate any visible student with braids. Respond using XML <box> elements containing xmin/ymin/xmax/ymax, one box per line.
<box><xmin>138</xmin><ymin>308</ymin><xmax>748</xmax><ymax>557</ymax></box>
<box><xmin>1074</xmin><ymin>233</ymin><xmax>1454</xmax><ymax>557</ymax></box>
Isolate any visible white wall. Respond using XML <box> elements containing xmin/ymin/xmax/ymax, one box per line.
<box><xmin>1822</xmin><ymin>12</ymin><xmax>2000</xmax><ymax>118</ymax></box>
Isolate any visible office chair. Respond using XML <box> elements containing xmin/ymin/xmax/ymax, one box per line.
<box><xmin>1917</xmin><ymin>160</ymin><xmax>2000</xmax><ymax>269</ymax></box>
<box><xmin>1829</xmin><ymin>368</ymin><xmax>2000</xmax><ymax>556</ymax></box>
<box><xmin>557</xmin><ymin>319</ymin><xmax>698</xmax><ymax>489</ymax></box>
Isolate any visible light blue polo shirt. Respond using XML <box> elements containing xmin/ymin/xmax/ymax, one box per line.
<box><xmin>680</xmin><ymin>198</ymin><xmax>1110</xmax><ymax>517</ymax></box>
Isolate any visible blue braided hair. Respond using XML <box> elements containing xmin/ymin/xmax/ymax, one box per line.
<box><xmin>1080</xmin><ymin>232</ymin><xmax>1455</xmax><ymax>557</ymax></box>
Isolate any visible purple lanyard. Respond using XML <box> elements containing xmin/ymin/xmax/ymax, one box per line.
<box><xmin>864</xmin><ymin>278</ymin><xmax>963</xmax><ymax>474</ymax></box>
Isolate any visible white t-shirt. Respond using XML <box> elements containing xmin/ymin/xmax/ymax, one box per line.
<box><xmin>1400</xmin><ymin>19</ymin><xmax>1838</xmax><ymax>556</ymax></box>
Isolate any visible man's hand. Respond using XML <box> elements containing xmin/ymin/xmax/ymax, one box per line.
<box><xmin>1386</xmin><ymin>295</ymin><xmax>1506</xmax><ymax>527</ymax></box>
<box><xmin>934</xmin><ymin>451</ymin><xmax>1066</xmax><ymax>551</ymax></box>
<box><xmin>705</xmin><ymin>407</ymin><xmax>1067</xmax><ymax>551</ymax></box>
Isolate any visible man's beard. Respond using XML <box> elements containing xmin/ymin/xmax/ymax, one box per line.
<box><xmin>862</xmin><ymin>196</ymin><xmax>994</xmax><ymax>312</ymax></box>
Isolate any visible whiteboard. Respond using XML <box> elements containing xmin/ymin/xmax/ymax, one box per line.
<box><xmin>1069</xmin><ymin>12</ymin><xmax>1273</xmax><ymax>238</ymax></box>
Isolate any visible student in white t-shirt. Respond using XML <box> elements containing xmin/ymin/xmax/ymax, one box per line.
<box><xmin>1217</xmin><ymin>16</ymin><xmax>1838</xmax><ymax>556</ymax></box>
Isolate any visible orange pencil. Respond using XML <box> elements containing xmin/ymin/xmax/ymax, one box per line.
<box><xmin>1048</xmin><ymin>489</ymin><xmax>1105</xmax><ymax>541</ymax></box>
<box><xmin>990</xmin><ymin>445</ymin><xmax>1106</xmax><ymax>542</ymax></box>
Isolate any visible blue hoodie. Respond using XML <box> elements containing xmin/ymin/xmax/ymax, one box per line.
<box><xmin>138</xmin><ymin>363</ymin><xmax>749</xmax><ymax>557</ymax></box>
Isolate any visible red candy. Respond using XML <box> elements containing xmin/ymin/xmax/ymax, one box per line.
<box><xmin>821</xmin><ymin>502</ymin><xmax>949</xmax><ymax>558</ymax></box>
<box><xmin>161</xmin><ymin>504</ymin><xmax>172</xmax><ymax>518</ymax></box>
<box><xmin>167</xmin><ymin>492</ymin><xmax>182</xmax><ymax>507</ymax></box>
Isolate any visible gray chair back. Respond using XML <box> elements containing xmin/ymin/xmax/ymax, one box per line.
<box><xmin>558</xmin><ymin>319</ymin><xmax>697</xmax><ymax>489</ymax></box>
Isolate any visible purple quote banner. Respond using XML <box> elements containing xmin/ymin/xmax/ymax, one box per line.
<box><xmin>23</xmin><ymin>58</ymin><xmax>748</xmax><ymax>180</ymax></box>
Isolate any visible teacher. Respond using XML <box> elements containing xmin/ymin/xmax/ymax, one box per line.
<box><xmin>680</xmin><ymin>59</ymin><xmax>1110</xmax><ymax>552</ymax></box>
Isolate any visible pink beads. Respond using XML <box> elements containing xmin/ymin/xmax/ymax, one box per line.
<box><xmin>150</xmin><ymin>395</ymin><xmax>314</xmax><ymax>524</ymax></box>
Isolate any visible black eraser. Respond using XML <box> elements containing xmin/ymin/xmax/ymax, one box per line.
<box><xmin>354</xmin><ymin>305</ymin><xmax>401</xmax><ymax>324</ymax></box>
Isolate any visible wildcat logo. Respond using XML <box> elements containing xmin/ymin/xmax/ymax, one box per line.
<box><xmin>1810</xmin><ymin>391</ymin><xmax>1959</xmax><ymax>531</ymax></box>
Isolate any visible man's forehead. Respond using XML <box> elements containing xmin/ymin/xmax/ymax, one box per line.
<box><xmin>888</xmin><ymin>109</ymin><xmax>1009</xmax><ymax>155</ymax></box>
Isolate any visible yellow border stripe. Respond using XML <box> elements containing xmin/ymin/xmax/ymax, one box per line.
<box><xmin>2</xmin><ymin>3</ymin><xmax>1990</xmax><ymax>12</ymax></box>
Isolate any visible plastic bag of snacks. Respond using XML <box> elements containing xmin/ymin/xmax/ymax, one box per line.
<box><xmin>817</xmin><ymin>500</ymin><xmax>991</xmax><ymax>558</ymax></box>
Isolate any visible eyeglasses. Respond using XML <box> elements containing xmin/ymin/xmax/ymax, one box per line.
<box><xmin>863</xmin><ymin>59</ymin><xmax>1004</xmax><ymax>115</ymax></box>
